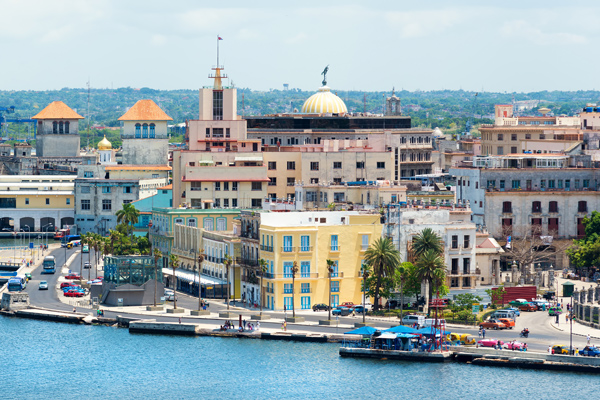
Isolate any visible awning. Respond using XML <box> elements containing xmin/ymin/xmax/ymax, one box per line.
<box><xmin>345</xmin><ymin>326</ymin><xmax>377</xmax><ymax>335</ymax></box>
<box><xmin>234</xmin><ymin>156</ymin><xmax>263</xmax><ymax>162</ymax></box>
<box><xmin>377</xmin><ymin>332</ymin><xmax>398</xmax><ymax>340</ymax></box>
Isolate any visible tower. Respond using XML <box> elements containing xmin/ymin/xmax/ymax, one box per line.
<box><xmin>98</xmin><ymin>135</ymin><xmax>113</xmax><ymax>164</ymax></box>
<box><xmin>118</xmin><ymin>100</ymin><xmax>172</xmax><ymax>165</ymax></box>
<box><xmin>386</xmin><ymin>88</ymin><xmax>402</xmax><ymax>116</ymax></box>
<box><xmin>32</xmin><ymin>101</ymin><xmax>83</xmax><ymax>157</ymax></box>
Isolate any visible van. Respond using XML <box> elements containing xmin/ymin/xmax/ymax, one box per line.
<box><xmin>401</xmin><ymin>315</ymin><xmax>425</xmax><ymax>326</ymax></box>
<box><xmin>492</xmin><ymin>310</ymin><xmax>516</xmax><ymax>320</ymax></box>
<box><xmin>422</xmin><ymin>318</ymin><xmax>447</xmax><ymax>328</ymax></box>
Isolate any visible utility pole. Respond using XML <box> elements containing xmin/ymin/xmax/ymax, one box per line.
<box><xmin>87</xmin><ymin>80</ymin><xmax>91</xmax><ymax>150</ymax></box>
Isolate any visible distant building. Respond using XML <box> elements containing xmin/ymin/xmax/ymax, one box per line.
<box><xmin>32</xmin><ymin>101</ymin><xmax>83</xmax><ymax>157</ymax></box>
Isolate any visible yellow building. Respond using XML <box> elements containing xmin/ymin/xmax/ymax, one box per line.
<box><xmin>0</xmin><ymin>175</ymin><xmax>75</xmax><ymax>231</ymax></box>
<box><xmin>259</xmin><ymin>211</ymin><xmax>381</xmax><ymax>311</ymax></box>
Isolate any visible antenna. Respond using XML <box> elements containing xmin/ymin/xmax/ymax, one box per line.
<box><xmin>87</xmin><ymin>80</ymin><xmax>91</xmax><ymax>150</ymax></box>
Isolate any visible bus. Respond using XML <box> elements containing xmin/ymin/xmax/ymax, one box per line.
<box><xmin>7</xmin><ymin>276</ymin><xmax>27</xmax><ymax>292</ymax></box>
<box><xmin>54</xmin><ymin>228</ymin><xmax>70</xmax><ymax>240</ymax></box>
<box><xmin>41</xmin><ymin>255</ymin><xmax>56</xmax><ymax>274</ymax></box>
<box><xmin>61</xmin><ymin>235</ymin><xmax>81</xmax><ymax>247</ymax></box>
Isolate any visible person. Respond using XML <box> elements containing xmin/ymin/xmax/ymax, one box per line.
<box><xmin>352</xmin><ymin>309</ymin><xmax>356</xmax><ymax>317</ymax></box>
<box><xmin>497</xmin><ymin>340</ymin><xmax>502</xmax><ymax>350</ymax></box>
<box><xmin>523</xmin><ymin>343</ymin><xmax>527</xmax><ymax>352</ymax></box>
<box><xmin>283</xmin><ymin>321</ymin><xmax>287</xmax><ymax>331</ymax></box>
<box><xmin>482</xmin><ymin>328</ymin><xmax>486</xmax><ymax>339</ymax></box>
<box><xmin>243</xmin><ymin>319</ymin><xmax>247</xmax><ymax>329</ymax></box>
<box><xmin>256</xmin><ymin>321</ymin><xmax>260</xmax><ymax>331</ymax></box>
<box><xmin>72</xmin><ymin>307</ymin><xmax>76</xmax><ymax>313</ymax></box>
<box><xmin>178</xmin><ymin>317</ymin><xmax>181</xmax><ymax>324</ymax></box>
<box><xmin>478</xmin><ymin>327</ymin><xmax>482</xmax><ymax>338</ymax></box>
<box><xmin>587</xmin><ymin>334</ymin><xmax>591</xmax><ymax>345</ymax></box>
<box><xmin>548</xmin><ymin>345</ymin><xmax>552</xmax><ymax>354</ymax></box>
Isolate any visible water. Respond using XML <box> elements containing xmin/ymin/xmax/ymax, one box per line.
<box><xmin>0</xmin><ymin>316</ymin><xmax>595</xmax><ymax>399</ymax></box>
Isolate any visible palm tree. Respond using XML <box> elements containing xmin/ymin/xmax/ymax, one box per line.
<box><xmin>395</xmin><ymin>262</ymin><xmax>410</xmax><ymax>323</ymax></box>
<box><xmin>92</xmin><ymin>233</ymin><xmax>102</xmax><ymax>278</ymax></box>
<box><xmin>223</xmin><ymin>254</ymin><xmax>233</xmax><ymax>311</ymax></box>
<box><xmin>196</xmin><ymin>249</ymin><xmax>204</xmax><ymax>311</ymax></box>
<box><xmin>411</xmin><ymin>228</ymin><xmax>443</xmax><ymax>259</ymax></box>
<box><xmin>153</xmin><ymin>248</ymin><xmax>162</xmax><ymax>307</ymax></box>
<box><xmin>415</xmin><ymin>249</ymin><xmax>446</xmax><ymax>303</ymax></box>
<box><xmin>108</xmin><ymin>230</ymin><xmax>120</xmax><ymax>255</ymax></box>
<box><xmin>258</xmin><ymin>258</ymin><xmax>268</xmax><ymax>317</ymax></box>
<box><xmin>326</xmin><ymin>259</ymin><xmax>335</xmax><ymax>321</ymax></box>
<box><xmin>361</xmin><ymin>263</ymin><xmax>371</xmax><ymax>324</ymax></box>
<box><xmin>291</xmin><ymin>261</ymin><xmax>299</xmax><ymax>318</ymax></box>
<box><xmin>363</xmin><ymin>237</ymin><xmax>400</xmax><ymax>311</ymax></box>
<box><xmin>169</xmin><ymin>253</ymin><xmax>180</xmax><ymax>310</ymax></box>
<box><xmin>116</xmin><ymin>203</ymin><xmax>140</xmax><ymax>237</ymax></box>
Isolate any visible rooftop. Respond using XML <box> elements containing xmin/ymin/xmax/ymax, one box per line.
<box><xmin>32</xmin><ymin>101</ymin><xmax>84</xmax><ymax>120</ymax></box>
<box><xmin>118</xmin><ymin>99</ymin><xmax>173</xmax><ymax>121</ymax></box>
<box><xmin>105</xmin><ymin>165</ymin><xmax>171</xmax><ymax>171</ymax></box>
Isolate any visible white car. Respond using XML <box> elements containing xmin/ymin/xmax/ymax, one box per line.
<box><xmin>164</xmin><ymin>290</ymin><xmax>178</xmax><ymax>301</ymax></box>
<box><xmin>38</xmin><ymin>281</ymin><xmax>49</xmax><ymax>290</ymax></box>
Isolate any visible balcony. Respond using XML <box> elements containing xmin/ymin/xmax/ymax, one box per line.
<box><xmin>260</xmin><ymin>245</ymin><xmax>273</xmax><ymax>252</ymax></box>
<box><xmin>329</xmin><ymin>245</ymin><xmax>341</xmax><ymax>252</ymax></box>
<box><xmin>281</xmin><ymin>246</ymin><xmax>296</xmax><ymax>253</ymax></box>
<box><xmin>299</xmin><ymin>246</ymin><xmax>313</xmax><ymax>252</ymax></box>
<box><xmin>329</xmin><ymin>272</ymin><xmax>344</xmax><ymax>278</ymax></box>
<box><xmin>240</xmin><ymin>258</ymin><xmax>259</xmax><ymax>267</ymax></box>
<box><xmin>267</xmin><ymin>273</ymin><xmax>319</xmax><ymax>279</ymax></box>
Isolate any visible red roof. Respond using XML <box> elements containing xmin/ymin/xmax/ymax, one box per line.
<box><xmin>118</xmin><ymin>99</ymin><xmax>173</xmax><ymax>121</ymax></box>
<box><xmin>32</xmin><ymin>101</ymin><xmax>84</xmax><ymax>120</ymax></box>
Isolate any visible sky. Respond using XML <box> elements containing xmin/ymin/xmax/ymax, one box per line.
<box><xmin>1</xmin><ymin>0</ymin><xmax>599</xmax><ymax>93</ymax></box>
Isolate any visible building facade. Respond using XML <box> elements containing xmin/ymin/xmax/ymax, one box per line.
<box><xmin>32</xmin><ymin>101</ymin><xmax>83</xmax><ymax>157</ymax></box>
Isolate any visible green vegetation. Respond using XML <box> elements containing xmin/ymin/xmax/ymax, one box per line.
<box><xmin>363</xmin><ymin>237</ymin><xmax>400</xmax><ymax>311</ymax></box>
<box><xmin>568</xmin><ymin>211</ymin><xmax>600</xmax><ymax>272</ymax></box>
<box><xmin>412</xmin><ymin>228</ymin><xmax>448</xmax><ymax>303</ymax></box>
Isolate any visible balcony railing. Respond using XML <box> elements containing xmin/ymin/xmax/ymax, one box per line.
<box><xmin>299</xmin><ymin>246</ymin><xmax>313</xmax><ymax>252</ymax></box>
<box><xmin>281</xmin><ymin>246</ymin><xmax>295</xmax><ymax>253</ymax></box>
<box><xmin>329</xmin><ymin>245</ymin><xmax>341</xmax><ymax>252</ymax></box>
<box><xmin>260</xmin><ymin>245</ymin><xmax>273</xmax><ymax>252</ymax></box>
<box><xmin>240</xmin><ymin>258</ymin><xmax>259</xmax><ymax>267</ymax></box>
<box><xmin>267</xmin><ymin>273</ymin><xmax>319</xmax><ymax>279</ymax></box>
<box><xmin>329</xmin><ymin>272</ymin><xmax>344</xmax><ymax>278</ymax></box>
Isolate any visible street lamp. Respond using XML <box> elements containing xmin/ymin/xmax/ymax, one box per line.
<box><xmin>42</xmin><ymin>223</ymin><xmax>53</xmax><ymax>254</ymax></box>
<box><xmin>22</xmin><ymin>226</ymin><xmax>31</xmax><ymax>261</ymax></box>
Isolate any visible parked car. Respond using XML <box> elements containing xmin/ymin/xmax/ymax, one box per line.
<box><xmin>65</xmin><ymin>274</ymin><xmax>82</xmax><ymax>280</ymax></box>
<box><xmin>501</xmin><ymin>307</ymin><xmax>521</xmax><ymax>317</ymax></box>
<box><xmin>24</xmin><ymin>272</ymin><xmax>32</xmax><ymax>281</ymax></box>
<box><xmin>332</xmin><ymin>307</ymin><xmax>352</xmax><ymax>316</ymax></box>
<box><xmin>497</xmin><ymin>318</ymin><xmax>516</xmax><ymax>329</ymax></box>
<box><xmin>579</xmin><ymin>346</ymin><xmax>600</xmax><ymax>357</ymax></box>
<box><xmin>60</xmin><ymin>282</ymin><xmax>74</xmax><ymax>289</ymax></box>
<box><xmin>478</xmin><ymin>339</ymin><xmax>504</xmax><ymax>348</ymax></box>
<box><xmin>552</xmin><ymin>344</ymin><xmax>569</xmax><ymax>355</ymax></box>
<box><xmin>312</xmin><ymin>303</ymin><xmax>330</xmax><ymax>311</ymax></box>
<box><xmin>402</xmin><ymin>314</ymin><xmax>425</xmax><ymax>326</ymax></box>
<box><xmin>504</xmin><ymin>341</ymin><xmax>527</xmax><ymax>351</ymax></box>
<box><xmin>353</xmin><ymin>305</ymin><xmax>370</xmax><ymax>314</ymax></box>
<box><xmin>340</xmin><ymin>302</ymin><xmax>355</xmax><ymax>308</ymax></box>
<box><xmin>518</xmin><ymin>303</ymin><xmax>537</xmax><ymax>312</ymax></box>
<box><xmin>83</xmin><ymin>262</ymin><xmax>91</xmax><ymax>269</ymax></box>
<box><xmin>64</xmin><ymin>289</ymin><xmax>85</xmax><ymax>298</ymax></box>
<box><xmin>532</xmin><ymin>300</ymin><xmax>550</xmax><ymax>310</ymax></box>
<box><xmin>82</xmin><ymin>244</ymin><xmax>90</xmax><ymax>253</ymax></box>
<box><xmin>38</xmin><ymin>281</ymin><xmax>48</xmax><ymax>290</ymax></box>
<box><xmin>479</xmin><ymin>319</ymin><xmax>507</xmax><ymax>330</ymax></box>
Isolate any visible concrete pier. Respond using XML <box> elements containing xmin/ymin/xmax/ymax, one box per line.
<box><xmin>129</xmin><ymin>320</ymin><xmax>200</xmax><ymax>336</ymax></box>
<box><xmin>339</xmin><ymin>347</ymin><xmax>452</xmax><ymax>362</ymax></box>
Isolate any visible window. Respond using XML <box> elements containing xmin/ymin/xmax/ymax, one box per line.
<box><xmin>203</xmin><ymin>218</ymin><xmax>214</xmax><ymax>231</ymax></box>
<box><xmin>497</xmin><ymin>134</ymin><xmax>504</xmax><ymax>141</ymax></box>
<box><xmin>268</xmin><ymin>161</ymin><xmax>277</xmax><ymax>170</ymax></box>
<box><xmin>548</xmin><ymin>180</ymin><xmax>555</xmax><ymax>189</ymax></box>
<box><xmin>102</xmin><ymin>199</ymin><xmax>112</xmax><ymax>211</ymax></box>
<box><xmin>45</xmin><ymin>198</ymin><xmax>50</xmax><ymax>205</ymax></box>
<box><xmin>500</xmin><ymin>180</ymin><xmax>505</xmax><ymax>190</ymax></box>
<box><xmin>451</xmin><ymin>235</ymin><xmax>458</xmax><ymax>249</ymax></box>
<box><xmin>174</xmin><ymin>218</ymin><xmax>184</xmax><ymax>225</ymax></box>
<box><xmin>330</xmin><ymin>235</ymin><xmax>339</xmax><ymax>251</ymax></box>
<box><xmin>223</xmin><ymin>198</ymin><xmax>229</xmax><ymax>208</ymax></box>
<box><xmin>584</xmin><ymin>179</ymin><xmax>590</xmax><ymax>189</ymax></box>
<box><xmin>212</xmin><ymin>91</ymin><xmax>223</xmax><ymax>120</ymax></box>
<box><xmin>463</xmin><ymin>258</ymin><xmax>471</xmax><ymax>274</ymax></box>
<box><xmin>81</xmin><ymin>186</ymin><xmax>90</xmax><ymax>194</ymax></box>
<box><xmin>463</xmin><ymin>235</ymin><xmax>470</xmax><ymax>249</ymax></box>
<box><xmin>123</xmin><ymin>186</ymin><xmax>131</xmax><ymax>194</ymax></box>
<box><xmin>187</xmin><ymin>218</ymin><xmax>197</xmax><ymax>227</ymax></box>
<box><xmin>539</xmin><ymin>134</ymin><xmax>545</xmax><ymax>140</ymax></box>
<box><xmin>356</xmin><ymin>161</ymin><xmax>365</xmax><ymax>169</ymax></box>
<box><xmin>287</xmin><ymin>161</ymin><xmax>296</xmax><ymax>170</ymax></box>
<box><xmin>300</xmin><ymin>261</ymin><xmax>311</xmax><ymax>277</ymax></box>
<box><xmin>251</xmin><ymin>182</ymin><xmax>262</xmax><ymax>191</ymax></box>
<box><xmin>301</xmin><ymin>283</ymin><xmax>310</xmax><ymax>294</ymax></box>
<box><xmin>558</xmin><ymin>180</ymin><xmax>563</xmax><ymax>189</ymax></box>
<box><xmin>333</xmin><ymin>162</ymin><xmax>342</xmax><ymax>169</ymax></box>
<box><xmin>284</xmin><ymin>283</ymin><xmax>293</xmax><ymax>294</ymax></box>
<box><xmin>226</xmin><ymin>128</ymin><xmax>230</xmax><ymax>138</ymax></box>
<box><xmin>217</xmin><ymin>218</ymin><xmax>227</xmax><ymax>231</ymax></box>
<box><xmin>205</xmin><ymin>128</ymin><xmax>210</xmax><ymax>137</ymax></box>
<box><xmin>25</xmin><ymin>198</ymin><xmax>29</xmax><ymax>205</ymax></box>
<box><xmin>330</xmin><ymin>260</ymin><xmax>339</xmax><ymax>277</ymax></box>
<box><xmin>232</xmin><ymin>199</ymin><xmax>237</xmax><ymax>207</ymax></box>
<box><xmin>149</xmin><ymin>123</ymin><xmax>155</xmax><ymax>138</ymax></box>
<box><xmin>84</xmin><ymin>172</ymin><xmax>94</xmax><ymax>178</ymax></box>
<box><xmin>511</xmin><ymin>180</ymin><xmax>520</xmax><ymax>189</ymax></box>
<box><xmin>549</xmin><ymin>201</ymin><xmax>558</xmax><ymax>213</ymax></box>
<box><xmin>81</xmin><ymin>200</ymin><xmax>90</xmax><ymax>210</ymax></box>
<box><xmin>301</xmin><ymin>296</ymin><xmax>311</xmax><ymax>310</ymax></box>
<box><xmin>331</xmin><ymin>281</ymin><xmax>339</xmax><ymax>293</ymax></box>
<box><xmin>532</xmin><ymin>201</ymin><xmax>541</xmax><ymax>213</ymax></box>
<box><xmin>287</xmin><ymin>177</ymin><xmax>295</xmax><ymax>186</ymax></box>
<box><xmin>565</xmin><ymin>180</ymin><xmax>571</xmax><ymax>190</ymax></box>
<box><xmin>123</xmin><ymin>200</ymin><xmax>132</xmax><ymax>205</ymax></box>
<box><xmin>283</xmin><ymin>236</ymin><xmax>293</xmax><ymax>252</ymax></box>
<box><xmin>223</xmin><ymin>182</ymin><xmax>229</xmax><ymax>191</ymax></box>
<box><xmin>310</xmin><ymin>178</ymin><xmax>319</xmax><ymax>184</ymax></box>
<box><xmin>575</xmin><ymin>179</ymin><xmax>580</xmax><ymax>190</ymax></box>
<box><xmin>306</xmin><ymin>191</ymin><xmax>317</xmax><ymax>202</ymax></box>
<box><xmin>487</xmin><ymin>180</ymin><xmax>495</xmax><ymax>188</ymax></box>
<box><xmin>361</xmin><ymin>235</ymin><xmax>369</xmax><ymax>250</ymax></box>
<box><xmin>548</xmin><ymin>217</ymin><xmax>559</xmax><ymax>234</ymax></box>
<box><xmin>152</xmin><ymin>174</ymin><xmax>158</xmax><ymax>179</ymax></box>
<box><xmin>232</xmin><ymin>182</ymin><xmax>238</xmax><ymax>191</ymax></box>
<box><xmin>525</xmin><ymin>133</ymin><xmax>531</xmax><ymax>139</ymax></box>
<box><xmin>377</xmin><ymin>162</ymin><xmax>385</xmax><ymax>169</ymax></box>
<box><xmin>283</xmin><ymin>262</ymin><xmax>293</xmax><ymax>278</ymax></box>
<box><xmin>102</xmin><ymin>186</ymin><xmax>111</xmax><ymax>194</ymax></box>
<box><xmin>215</xmin><ymin>182</ymin><xmax>221</xmax><ymax>191</ymax></box>
<box><xmin>497</xmin><ymin>147</ymin><xmax>504</xmax><ymax>155</ymax></box>
<box><xmin>502</xmin><ymin>201</ymin><xmax>512</xmax><ymax>213</ymax></box>
<box><xmin>310</xmin><ymin>162</ymin><xmax>319</xmax><ymax>171</ymax></box>
<box><xmin>511</xmin><ymin>134</ymin><xmax>517</xmax><ymax>141</ymax></box>
<box><xmin>333</xmin><ymin>178</ymin><xmax>342</xmax><ymax>184</ymax></box>
<box><xmin>214</xmin><ymin>198</ymin><xmax>221</xmax><ymax>207</ymax></box>
<box><xmin>269</xmin><ymin>177</ymin><xmax>277</xmax><ymax>186</ymax></box>
<box><xmin>578</xmin><ymin>201</ymin><xmax>587</xmax><ymax>213</ymax></box>
<box><xmin>300</xmin><ymin>235</ymin><xmax>310</xmax><ymax>251</ymax></box>
<box><xmin>66</xmin><ymin>198</ymin><xmax>71</xmax><ymax>205</ymax></box>
<box><xmin>511</xmin><ymin>147</ymin><xmax>517</xmax><ymax>154</ymax></box>
<box><xmin>135</xmin><ymin>124</ymin><xmax>141</xmax><ymax>138</ymax></box>
<box><xmin>142</xmin><ymin>123</ymin><xmax>148</xmax><ymax>138</ymax></box>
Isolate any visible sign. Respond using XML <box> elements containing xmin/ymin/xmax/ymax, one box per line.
<box><xmin>472</xmin><ymin>303</ymin><xmax>480</xmax><ymax>314</ymax></box>
<box><xmin>29</xmin><ymin>242</ymin><xmax>34</xmax><ymax>249</ymax></box>
<box><xmin>118</xmin><ymin>298</ymin><xmax>124</xmax><ymax>307</ymax></box>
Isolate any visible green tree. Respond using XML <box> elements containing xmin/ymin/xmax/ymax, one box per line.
<box><xmin>415</xmin><ymin>249</ymin><xmax>446</xmax><ymax>303</ymax></box>
<box><xmin>326</xmin><ymin>259</ymin><xmax>335</xmax><ymax>321</ymax></box>
<box><xmin>485</xmin><ymin>286</ymin><xmax>507</xmax><ymax>308</ymax></box>
<box><xmin>363</xmin><ymin>237</ymin><xmax>400</xmax><ymax>311</ymax></box>
<box><xmin>169</xmin><ymin>254</ymin><xmax>180</xmax><ymax>310</ymax></box>
<box><xmin>395</xmin><ymin>262</ymin><xmax>412</xmax><ymax>322</ymax></box>
<box><xmin>568</xmin><ymin>211</ymin><xmax>600</xmax><ymax>272</ymax></box>
<box><xmin>412</xmin><ymin>228</ymin><xmax>443</xmax><ymax>259</ymax></box>
<box><xmin>259</xmin><ymin>258</ymin><xmax>269</xmax><ymax>317</ymax></box>
<box><xmin>290</xmin><ymin>261</ymin><xmax>299</xmax><ymax>318</ymax></box>
<box><xmin>153</xmin><ymin>248</ymin><xmax>162</xmax><ymax>307</ymax></box>
<box><xmin>452</xmin><ymin>293</ymin><xmax>483</xmax><ymax>311</ymax></box>
<box><xmin>116</xmin><ymin>203</ymin><xmax>140</xmax><ymax>237</ymax></box>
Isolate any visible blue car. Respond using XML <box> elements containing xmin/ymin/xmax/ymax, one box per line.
<box><xmin>332</xmin><ymin>307</ymin><xmax>352</xmax><ymax>316</ymax></box>
<box><xmin>500</xmin><ymin>308</ymin><xmax>521</xmax><ymax>317</ymax></box>
<box><xmin>579</xmin><ymin>346</ymin><xmax>600</xmax><ymax>357</ymax></box>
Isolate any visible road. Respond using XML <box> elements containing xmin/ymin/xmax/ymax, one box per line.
<box><xmin>22</xmin><ymin>247</ymin><xmax>589</xmax><ymax>350</ymax></box>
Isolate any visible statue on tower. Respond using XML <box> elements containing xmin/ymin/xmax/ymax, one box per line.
<box><xmin>321</xmin><ymin>65</ymin><xmax>329</xmax><ymax>86</ymax></box>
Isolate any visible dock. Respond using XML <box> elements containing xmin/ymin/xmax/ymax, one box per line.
<box><xmin>339</xmin><ymin>347</ymin><xmax>452</xmax><ymax>362</ymax></box>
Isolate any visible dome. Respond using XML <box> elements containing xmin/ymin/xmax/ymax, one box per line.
<box><xmin>301</xmin><ymin>86</ymin><xmax>348</xmax><ymax>114</ymax></box>
<box><xmin>98</xmin><ymin>135</ymin><xmax>112</xmax><ymax>151</ymax></box>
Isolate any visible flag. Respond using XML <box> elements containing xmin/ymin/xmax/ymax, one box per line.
<box><xmin>218</xmin><ymin>36</ymin><xmax>223</xmax><ymax>40</ymax></box>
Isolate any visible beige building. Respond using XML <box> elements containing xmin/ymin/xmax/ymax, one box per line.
<box><xmin>32</xmin><ymin>101</ymin><xmax>83</xmax><ymax>157</ymax></box>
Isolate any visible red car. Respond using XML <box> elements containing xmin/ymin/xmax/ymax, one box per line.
<box><xmin>65</xmin><ymin>274</ymin><xmax>82</xmax><ymax>280</ymax></box>
<box><xmin>518</xmin><ymin>303</ymin><xmax>537</xmax><ymax>312</ymax></box>
<box><xmin>504</xmin><ymin>341</ymin><xmax>527</xmax><ymax>350</ymax></box>
<box><xmin>340</xmin><ymin>302</ymin><xmax>355</xmax><ymax>308</ymax></box>
<box><xmin>60</xmin><ymin>282</ymin><xmax>74</xmax><ymax>289</ymax></box>
<box><xmin>64</xmin><ymin>289</ymin><xmax>84</xmax><ymax>298</ymax></box>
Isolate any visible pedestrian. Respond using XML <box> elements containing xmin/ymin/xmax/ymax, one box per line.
<box><xmin>548</xmin><ymin>345</ymin><xmax>552</xmax><ymax>354</ymax></box>
<box><xmin>257</xmin><ymin>321</ymin><xmax>260</xmax><ymax>331</ymax></box>
<box><xmin>243</xmin><ymin>319</ymin><xmax>247</xmax><ymax>329</ymax></box>
<box><xmin>72</xmin><ymin>307</ymin><xmax>76</xmax><ymax>313</ymax></box>
<box><xmin>482</xmin><ymin>328</ymin><xmax>486</xmax><ymax>339</ymax></box>
<box><xmin>178</xmin><ymin>317</ymin><xmax>181</xmax><ymax>324</ymax></box>
<box><xmin>284</xmin><ymin>321</ymin><xmax>287</xmax><ymax>331</ymax></box>
<box><xmin>478</xmin><ymin>327</ymin><xmax>482</xmax><ymax>338</ymax></box>
<box><xmin>587</xmin><ymin>334</ymin><xmax>591</xmax><ymax>345</ymax></box>
<box><xmin>497</xmin><ymin>340</ymin><xmax>502</xmax><ymax>350</ymax></box>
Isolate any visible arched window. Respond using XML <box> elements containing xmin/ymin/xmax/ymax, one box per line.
<box><xmin>135</xmin><ymin>123</ymin><xmax>141</xmax><ymax>138</ymax></box>
<box><xmin>53</xmin><ymin>121</ymin><xmax>58</xmax><ymax>134</ymax></box>
<box><xmin>142</xmin><ymin>123</ymin><xmax>148</xmax><ymax>138</ymax></box>
<box><xmin>149</xmin><ymin>123</ymin><xmax>155</xmax><ymax>138</ymax></box>
<box><xmin>59</xmin><ymin>121</ymin><xmax>64</xmax><ymax>134</ymax></box>
<box><xmin>65</xmin><ymin>121</ymin><xmax>70</xmax><ymax>134</ymax></box>
<box><xmin>502</xmin><ymin>201</ymin><xmax>512</xmax><ymax>213</ymax></box>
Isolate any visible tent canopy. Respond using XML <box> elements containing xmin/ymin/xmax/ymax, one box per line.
<box><xmin>384</xmin><ymin>325</ymin><xmax>420</xmax><ymax>334</ymax></box>
<box><xmin>344</xmin><ymin>326</ymin><xmax>377</xmax><ymax>335</ymax></box>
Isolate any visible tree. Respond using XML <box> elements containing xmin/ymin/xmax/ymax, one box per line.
<box><xmin>485</xmin><ymin>286</ymin><xmax>506</xmax><ymax>308</ymax></box>
<box><xmin>291</xmin><ymin>261</ymin><xmax>299</xmax><ymax>318</ymax></box>
<box><xmin>116</xmin><ymin>203</ymin><xmax>140</xmax><ymax>237</ymax></box>
<box><xmin>452</xmin><ymin>293</ymin><xmax>483</xmax><ymax>311</ymax></box>
<box><xmin>415</xmin><ymin>249</ymin><xmax>446</xmax><ymax>303</ymax></box>
<box><xmin>326</xmin><ymin>259</ymin><xmax>335</xmax><ymax>321</ymax></box>
<box><xmin>224</xmin><ymin>254</ymin><xmax>233</xmax><ymax>311</ymax></box>
<box><xmin>153</xmin><ymin>248</ymin><xmax>162</xmax><ymax>307</ymax></box>
<box><xmin>568</xmin><ymin>211</ymin><xmax>600</xmax><ymax>275</ymax></box>
<box><xmin>363</xmin><ymin>237</ymin><xmax>400</xmax><ymax>311</ymax></box>
<box><xmin>197</xmin><ymin>249</ymin><xmax>204</xmax><ymax>312</ymax></box>
<box><xmin>259</xmin><ymin>258</ymin><xmax>268</xmax><ymax>317</ymax></box>
<box><xmin>412</xmin><ymin>228</ymin><xmax>443</xmax><ymax>259</ymax></box>
<box><xmin>395</xmin><ymin>262</ymin><xmax>412</xmax><ymax>322</ymax></box>
<box><xmin>169</xmin><ymin>254</ymin><xmax>180</xmax><ymax>310</ymax></box>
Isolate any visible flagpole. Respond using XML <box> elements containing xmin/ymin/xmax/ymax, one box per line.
<box><xmin>217</xmin><ymin>34</ymin><xmax>219</xmax><ymax>68</ymax></box>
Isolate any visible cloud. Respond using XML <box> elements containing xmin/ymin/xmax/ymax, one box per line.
<box><xmin>385</xmin><ymin>9</ymin><xmax>466</xmax><ymax>38</ymax></box>
<box><xmin>501</xmin><ymin>20</ymin><xmax>587</xmax><ymax>45</ymax></box>
<box><xmin>151</xmin><ymin>34</ymin><xmax>168</xmax><ymax>46</ymax></box>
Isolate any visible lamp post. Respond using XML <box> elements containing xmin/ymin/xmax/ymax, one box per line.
<box><xmin>570</xmin><ymin>294</ymin><xmax>573</xmax><ymax>355</ymax></box>
<box><xmin>42</xmin><ymin>223</ymin><xmax>53</xmax><ymax>255</ymax></box>
<box><xmin>23</xmin><ymin>226</ymin><xmax>31</xmax><ymax>262</ymax></box>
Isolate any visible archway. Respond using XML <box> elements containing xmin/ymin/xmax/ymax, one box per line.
<box><xmin>0</xmin><ymin>217</ymin><xmax>14</xmax><ymax>230</ymax></box>
<box><xmin>40</xmin><ymin>217</ymin><xmax>55</xmax><ymax>232</ymax></box>
<box><xmin>20</xmin><ymin>217</ymin><xmax>34</xmax><ymax>232</ymax></box>
<box><xmin>60</xmin><ymin>217</ymin><xmax>74</xmax><ymax>229</ymax></box>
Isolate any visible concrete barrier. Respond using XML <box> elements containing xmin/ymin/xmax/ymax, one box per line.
<box><xmin>129</xmin><ymin>321</ymin><xmax>199</xmax><ymax>336</ymax></box>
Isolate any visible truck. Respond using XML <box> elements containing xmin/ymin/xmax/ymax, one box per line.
<box><xmin>41</xmin><ymin>256</ymin><xmax>56</xmax><ymax>274</ymax></box>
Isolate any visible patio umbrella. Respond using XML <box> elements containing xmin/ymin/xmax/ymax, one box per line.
<box><xmin>344</xmin><ymin>326</ymin><xmax>378</xmax><ymax>335</ymax></box>
<box><xmin>417</xmin><ymin>327</ymin><xmax>451</xmax><ymax>336</ymax></box>
<box><xmin>384</xmin><ymin>325</ymin><xmax>420</xmax><ymax>334</ymax></box>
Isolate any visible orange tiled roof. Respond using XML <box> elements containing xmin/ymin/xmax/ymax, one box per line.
<box><xmin>118</xmin><ymin>99</ymin><xmax>173</xmax><ymax>121</ymax></box>
<box><xmin>32</xmin><ymin>101</ymin><xmax>84</xmax><ymax>120</ymax></box>
<box><xmin>157</xmin><ymin>184</ymin><xmax>172</xmax><ymax>190</ymax></box>
<box><xmin>105</xmin><ymin>165</ymin><xmax>171</xmax><ymax>171</ymax></box>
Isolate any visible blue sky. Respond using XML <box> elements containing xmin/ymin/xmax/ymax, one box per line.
<box><xmin>1</xmin><ymin>0</ymin><xmax>598</xmax><ymax>92</ymax></box>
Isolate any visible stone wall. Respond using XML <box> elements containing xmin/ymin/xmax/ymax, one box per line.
<box><xmin>1</xmin><ymin>292</ymin><xmax>30</xmax><ymax>311</ymax></box>
<box><xmin>121</xmin><ymin>138</ymin><xmax>168</xmax><ymax>165</ymax></box>
<box><xmin>36</xmin><ymin>134</ymin><xmax>80</xmax><ymax>157</ymax></box>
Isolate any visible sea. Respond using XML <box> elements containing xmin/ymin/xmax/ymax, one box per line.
<box><xmin>0</xmin><ymin>316</ymin><xmax>596</xmax><ymax>399</ymax></box>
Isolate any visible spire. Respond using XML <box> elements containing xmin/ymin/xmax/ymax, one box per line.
<box><xmin>209</xmin><ymin>35</ymin><xmax>227</xmax><ymax>90</ymax></box>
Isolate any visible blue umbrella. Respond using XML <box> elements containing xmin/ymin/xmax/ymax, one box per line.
<box><xmin>417</xmin><ymin>327</ymin><xmax>451</xmax><ymax>336</ymax></box>
<box><xmin>344</xmin><ymin>326</ymin><xmax>378</xmax><ymax>335</ymax></box>
<box><xmin>384</xmin><ymin>325</ymin><xmax>420</xmax><ymax>334</ymax></box>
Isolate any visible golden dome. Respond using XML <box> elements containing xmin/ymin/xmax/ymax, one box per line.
<box><xmin>98</xmin><ymin>135</ymin><xmax>112</xmax><ymax>150</ymax></box>
<box><xmin>301</xmin><ymin>86</ymin><xmax>348</xmax><ymax>114</ymax></box>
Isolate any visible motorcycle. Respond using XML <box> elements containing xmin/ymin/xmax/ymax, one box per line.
<box><xmin>520</xmin><ymin>330</ymin><xmax>529</xmax><ymax>338</ymax></box>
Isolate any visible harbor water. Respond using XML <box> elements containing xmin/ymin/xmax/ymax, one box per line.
<box><xmin>0</xmin><ymin>317</ymin><xmax>596</xmax><ymax>399</ymax></box>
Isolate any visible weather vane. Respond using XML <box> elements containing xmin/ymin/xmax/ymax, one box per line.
<box><xmin>321</xmin><ymin>65</ymin><xmax>329</xmax><ymax>86</ymax></box>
